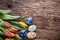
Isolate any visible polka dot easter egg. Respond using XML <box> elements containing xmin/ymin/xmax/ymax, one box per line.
<box><xmin>28</xmin><ymin>25</ymin><xmax>36</xmax><ymax>32</ymax></box>
<box><xmin>27</xmin><ymin>32</ymin><xmax>36</xmax><ymax>39</ymax></box>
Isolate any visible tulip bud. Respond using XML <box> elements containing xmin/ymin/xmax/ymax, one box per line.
<box><xmin>26</xmin><ymin>16</ymin><xmax>33</xmax><ymax>25</ymax></box>
<box><xmin>11</xmin><ymin>27</ymin><xmax>18</xmax><ymax>33</ymax></box>
<box><xmin>4</xmin><ymin>22</ymin><xmax>12</xmax><ymax>28</ymax></box>
<box><xmin>5</xmin><ymin>38</ymin><xmax>15</xmax><ymax>40</ymax></box>
<box><xmin>19</xmin><ymin>29</ymin><xmax>27</xmax><ymax>37</ymax></box>
<box><xmin>3</xmin><ymin>30</ymin><xmax>12</xmax><ymax>37</ymax></box>
<box><xmin>5</xmin><ymin>38</ymin><xmax>10</xmax><ymax>40</ymax></box>
<box><xmin>19</xmin><ymin>22</ymin><xmax>28</xmax><ymax>27</ymax></box>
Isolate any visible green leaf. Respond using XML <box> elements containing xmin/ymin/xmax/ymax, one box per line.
<box><xmin>19</xmin><ymin>16</ymin><xmax>25</xmax><ymax>20</ymax></box>
<box><xmin>15</xmin><ymin>34</ymin><xmax>22</xmax><ymax>40</ymax></box>
<box><xmin>0</xmin><ymin>10</ymin><xmax>12</xmax><ymax>15</ymax></box>
<box><xmin>0</xmin><ymin>15</ymin><xmax>20</xmax><ymax>20</ymax></box>
<box><xmin>10</xmin><ymin>38</ymin><xmax>15</xmax><ymax>40</ymax></box>
<box><xmin>11</xmin><ymin>25</ymin><xmax>21</xmax><ymax>30</ymax></box>
<box><xmin>0</xmin><ymin>30</ymin><xmax>3</xmax><ymax>35</ymax></box>
<box><xmin>0</xmin><ymin>19</ymin><xmax>4</xmax><ymax>26</ymax></box>
<box><xmin>0</xmin><ymin>37</ymin><xmax>3</xmax><ymax>40</ymax></box>
<box><xmin>0</xmin><ymin>10</ymin><xmax>25</xmax><ymax>21</ymax></box>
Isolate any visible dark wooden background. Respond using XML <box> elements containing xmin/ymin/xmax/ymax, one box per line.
<box><xmin>0</xmin><ymin>0</ymin><xmax>60</xmax><ymax>40</ymax></box>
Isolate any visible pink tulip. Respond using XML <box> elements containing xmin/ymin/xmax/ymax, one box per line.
<box><xmin>4</xmin><ymin>22</ymin><xmax>12</xmax><ymax>28</ymax></box>
<box><xmin>3</xmin><ymin>30</ymin><xmax>12</xmax><ymax>37</ymax></box>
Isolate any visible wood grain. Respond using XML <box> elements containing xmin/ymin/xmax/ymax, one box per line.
<box><xmin>0</xmin><ymin>0</ymin><xmax>60</xmax><ymax>40</ymax></box>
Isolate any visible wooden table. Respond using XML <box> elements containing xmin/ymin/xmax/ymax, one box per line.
<box><xmin>0</xmin><ymin>0</ymin><xmax>60</xmax><ymax>40</ymax></box>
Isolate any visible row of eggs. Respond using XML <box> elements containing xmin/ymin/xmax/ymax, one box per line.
<box><xmin>19</xmin><ymin>16</ymin><xmax>37</xmax><ymax>39</ymax></box>
<box><xmin>19</xmin><ymin>25</ymin><xmax>36</xmax><ymax>39</ymax></box>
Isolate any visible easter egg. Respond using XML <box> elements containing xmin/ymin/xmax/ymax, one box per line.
<box><xmin>28</xmin><ymin>25</ymin><xmax>36</xmax><ymax>32</ymax></box>
<box><xmin>27</xmin><ymin>32</ymin><xmax>36</xmax><ymax>39</ymax></box>
<box><xmin>19</xmin><ymin>29</ymin><xmax>27</xmax><ymax>37</ymax></box>
<box><xmin>26</xmin><ymin>16</ymin><xmax>33</xmax><ymax>25</ymax></box>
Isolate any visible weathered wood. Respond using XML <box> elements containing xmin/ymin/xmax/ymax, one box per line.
<box><xmin>0</xmin><ymin>0</ymin><xmax>60</xmax><ymax>40</ymax></box>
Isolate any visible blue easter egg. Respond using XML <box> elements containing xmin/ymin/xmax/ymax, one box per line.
<box><xmin>19</xmin><ymin>29</ymin><xmax>27</xmax><ymax>37</ymax></box>
<box><xmin>26</xmin><ymin>16</ymin><xmax>33</xmax><ymax>25</ymax></box>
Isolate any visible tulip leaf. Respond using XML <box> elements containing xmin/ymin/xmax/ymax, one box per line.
<box><xmin>11</xmin><ymin>24</ymin><xmax>21</xmax><ymax>30</ymax></box>
<box><xmin>0</xmin><ymin>31</ymin><xmax>3</xmax><ymax>35</ymax></box>
<box><xmin>0</xmin><ymin>19</ymin><xmax>4</xmax><ymax>26</ymax></box>
<box><xmin>10</xmin><ymin>38</ymin><xmax>15</xmax><ymax>40</ymax></box>
<box><xmin>0</xmin><ymin>37</ymin><xmax>3</xmax><ymax>40</ymax></box>
<box><xmin>0</xmin><ymin>15</ymin><xmax>20</xmax><ymax>20</ymax></box>
<box><xmin>0</xmin><ymin>10</ymin><xmax>12</xmax><ymax>15</ymax></box>
<box><xmin>15</xmin><ymin>34</ymin><xmax>22</xmax><ymax>40</ymax></box>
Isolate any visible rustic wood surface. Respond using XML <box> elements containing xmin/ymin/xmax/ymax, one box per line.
<box><xmin>0</xmin><ymin>0</ymin><xmax>60</xmax><ymax>40</ymax></box>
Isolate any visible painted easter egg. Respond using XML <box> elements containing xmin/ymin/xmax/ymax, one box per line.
<box><xmin>19</xmin><ymin>29</ymin><xmax>27</xmax><ymax>37</ymax></box>
<box><xmin>28</xmin><ymin>25</ymin><xmax>36</xmax><ymax>32</ymax></box>
<box><xmin>26</xmin><ymin>16</ymin><xmax>33</xmax><ymax>25</ymax></box>
<box><xmin>27</xmin><ymin>32</ymin><xmax>36</xmax><ymax>39</ymax></box>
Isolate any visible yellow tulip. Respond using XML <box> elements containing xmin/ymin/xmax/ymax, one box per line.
<box><xmin>19</xmin><ymin>22</ymin><xmax>28</xmax><ymax>27</ymax></box>
<box><xmin>5</xmin><ymin>38</ymin><xmax>10</xmax><ymax>40</ymax></box>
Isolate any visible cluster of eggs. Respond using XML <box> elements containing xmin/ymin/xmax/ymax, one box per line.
<box><xmin>19</xmin><ymin>16</ymin><xmax>37</xmax><ymax>39</ymax></box>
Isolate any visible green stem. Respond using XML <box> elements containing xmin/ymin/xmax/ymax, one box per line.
<box><xmin>15</xmin><ymin>34</ymin><xmax>22</xmax><ymax>40</ymax></box>
<box><xmin>0</xmin><ymin>27</ymin><xmax>4</xmax><ymax>31</ymax></box>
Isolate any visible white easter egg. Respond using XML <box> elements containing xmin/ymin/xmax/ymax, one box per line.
<box><xmin>27</xmin><ymin>32</ymin><xmax>36</xmax><ymax>39</ymax></box>
<box><xmin>28</xmin><ymin>25</ymin><xmax>36</xmax><ymax>32</ymax></box>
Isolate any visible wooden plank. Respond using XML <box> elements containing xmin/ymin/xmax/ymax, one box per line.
<box><xmin>0</xmin><ymin>0</ymin><xmax>60</xmax><ymax>40</ymax></box>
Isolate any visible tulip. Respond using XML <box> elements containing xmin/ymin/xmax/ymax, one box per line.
<box><xmin>5</xmin><ymin>38</ymin><xmax>15</xmax><ymax>40</ymax></box>
<box><xmin>19</xmin><ymin>29</ymin><xmax>27</xmax><ymax>37</ymax></box>
<box><xmin>10</xmin><ymin>27</ymin><xmax>18</xmax><ymax>33</ymax></box>
<box><xmin>0</xmin><ymin>26</ymin><xmax>15</xmax><ymax>37</ymax></box>
<box><xmin>19</xmin><ymin>22</ymin><xmax>28</xmax><ymax>27</ymax></box>
<box><xmin>9</xmin><ymin>21</ymin><xmax>27</xmax><ymax>30</ymax></box>
<box><xmin>4</xmin><ymin>22</ymin><xmax>12</xmax><ymax>28</ymax></box>
<box><xmin>26</xmin><ymin>16</ymin><xmax>33</xmax><ymax>25</ymax></box>
<box><xmin>5</xmin><ymin>38</ymin><xmax>10</xmax><ymax>40</ymax></box>
<box><xmin>3</xmin><ymin>30</ymin><xmax>12</xmax><ymax>37</ymax></box>
<box><xmin>3</xmin><ymin>30</ymin><xmax>15</xmax><ymax>37</ymax></box>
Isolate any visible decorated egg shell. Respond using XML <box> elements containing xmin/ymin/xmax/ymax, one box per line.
<box><xmin>26</xmin><ymin>16</ymin><xmax>33</xmax><ymax>25</ymax></box>
<box><xmin>27</xmin><ymin>32</ymin><xmax>36</xmax><ymax>39</ymax></box>
<box><xmin>28</xmin><ymin>25</ymin><xmax>36</xmax><ymax>32</ymax></box>
<box><xmin>19</xmin><ymin>29</ymin><xmax>27</xmax><ymax>37</ymax></box>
